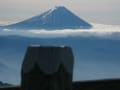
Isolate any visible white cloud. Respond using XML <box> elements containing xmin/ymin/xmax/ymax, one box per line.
<box><xmin>0</xmin><ymin>23</ymin><xmax>120</xmax><ymax>39</ymax></box>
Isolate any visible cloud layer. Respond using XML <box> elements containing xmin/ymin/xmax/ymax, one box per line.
<box><xmin>0</xmin><ymin>23</ymin><xmax>120</xmax><ymax>39</ymax></box>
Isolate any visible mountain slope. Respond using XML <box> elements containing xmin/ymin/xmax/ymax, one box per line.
<box><xmin>4</xmin><ymin>6</ymin><xmax>92</xmax><ymax>30</ymax></box>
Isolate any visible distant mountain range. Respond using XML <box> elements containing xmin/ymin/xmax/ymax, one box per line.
<box><xmin>0</xmin><ymin>81</ymin><xmax>11</xmax><ymax>87</ymax></box>
<box><xmin>3</xmin><ymin>6</ymin><xmax>92</xmax><ymax>30</ymax></box>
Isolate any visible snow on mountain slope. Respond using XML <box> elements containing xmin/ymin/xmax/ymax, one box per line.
<box><xmin>4</xmin><ymin>6</ymin><xmax>92</xmax><ymax>30</ymax></box>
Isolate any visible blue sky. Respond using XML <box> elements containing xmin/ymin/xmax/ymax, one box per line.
<box><xmin>0</xmin><ymin>0</ymin><xmax>120</xmax><ymax>25</ymax></box>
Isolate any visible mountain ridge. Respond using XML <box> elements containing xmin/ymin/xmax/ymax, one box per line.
<box><xmin>4</xmin><ymin>6</ymin><xmax>92</xmax><ymax>30</ymax></box>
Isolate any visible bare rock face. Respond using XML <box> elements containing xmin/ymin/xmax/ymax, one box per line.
<box><xmin>21</xmin><ymin>46</ymin><xmax>74</xmax><ymax>90</ymax></box>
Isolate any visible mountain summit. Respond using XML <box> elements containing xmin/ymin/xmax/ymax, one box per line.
<box><xmin>5</xmin><ymin>6</ymin><xmax>92</xmax><ymax>30</ymax></box>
